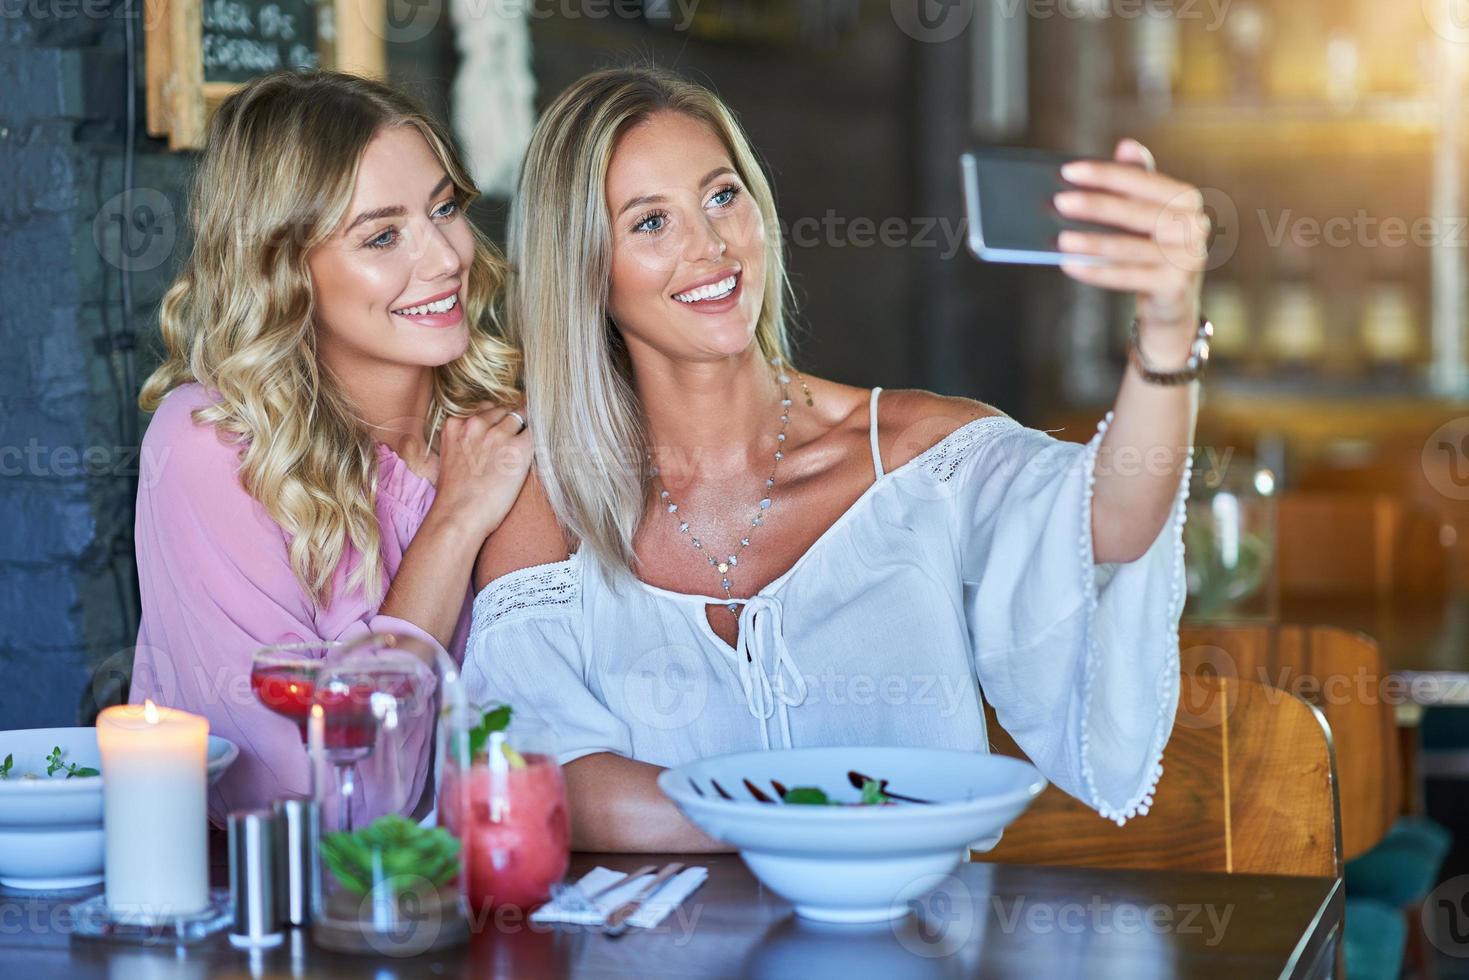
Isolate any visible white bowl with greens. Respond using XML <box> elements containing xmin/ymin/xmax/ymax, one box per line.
<box><xmin>659</xmin><ymin>746</ymin><xmax>1046</xmax><ymax>923</ymax></box>
<box><xmin>0</xmin><ymin>726</ymin><xmax>238</xmax><ymax>889</ymax></box>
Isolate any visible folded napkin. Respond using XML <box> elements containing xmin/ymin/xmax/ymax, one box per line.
<box><xmin>531</xmin><ymin>866</ymin><xmax>709</xmax><ymax>930</ymax></box>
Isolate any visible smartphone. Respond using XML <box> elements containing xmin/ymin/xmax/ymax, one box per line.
<box><xmin>960</xmin><ymin>147</ymin><xmax>1113</xmax><ymax>266</ymax></box>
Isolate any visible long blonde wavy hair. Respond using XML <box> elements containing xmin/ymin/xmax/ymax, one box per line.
<box><xmin>509</xmin><ymin>66</ymin><xmax>793</xmax><ymax>581</ymax></box>
<box><xmin>141</xmin><ymin>70</ymin><xmax>520</xmax><ymax>608</ymax></box>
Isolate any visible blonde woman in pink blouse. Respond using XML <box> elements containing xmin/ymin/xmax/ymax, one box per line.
<box><xmin>130</xmin><ymin>71</ymin><xmax>532</xmax><ymax>825</ymax></box>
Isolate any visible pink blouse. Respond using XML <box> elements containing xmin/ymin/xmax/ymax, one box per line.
<box><xmin>130</xmin><ymin>383</ymin><xmax>472</xmax><ymax>826</ymax></box>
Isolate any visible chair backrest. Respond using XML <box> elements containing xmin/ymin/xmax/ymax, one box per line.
<box><xmin>1179</xmin><ymin>623</ymin><xmax>1400</xmax><ymax>861</ymax></box>
<box><xmin>1276</xmin><ymin>491</ymin><xmax>1449</xmax><ymax>603</ymax></box>
<box><xmin>980</xmin><ymin>675</ymin><xmax>1341</xmax><ymax>878</ymax></box>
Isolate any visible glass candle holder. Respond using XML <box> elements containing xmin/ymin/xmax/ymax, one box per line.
<box><xmin>307</xmin><ymin>633</ymin><xmax>469</xmax><ymax>956</ymax></box>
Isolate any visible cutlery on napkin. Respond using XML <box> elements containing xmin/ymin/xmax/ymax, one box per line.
<box><xmin>531</xmin><ymin>865</ymin><xmax>709</xmax><ymax>933</ymax></box>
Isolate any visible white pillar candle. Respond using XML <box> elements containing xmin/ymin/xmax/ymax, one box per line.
<box><xmin>97</xmin><ymin>701</ymin><xmax>210</xmax><ymax>921</ymax></box>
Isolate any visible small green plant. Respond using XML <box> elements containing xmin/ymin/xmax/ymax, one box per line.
<box><xmin>44</xmin><ymin>747</ymin><xmax>98</xmax><ymax>779</ymax></box>
<box><xmin>319</xmin><ymin>814</ymin><xmax>460</xmax><ymax>897</ymax></box>
<box><xmin>0</xmin><ymin>754</ymin><xmax>12</xmax><ymax>778</ymax></box>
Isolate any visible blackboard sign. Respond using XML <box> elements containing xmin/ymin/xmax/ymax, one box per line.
<box><xmin>202</xmin><ymin>0</ymin><xmax>323</xmax><ymax>84</ymax></box>
<box><xmin>145</xmin><ymin>0</ymin><xmax>384</xmax><ymax>149</ymax></box>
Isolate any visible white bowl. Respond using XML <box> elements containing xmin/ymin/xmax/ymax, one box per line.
<box><xmin>658</xmin><ymin>746</ymin><xmax>1045</xmax><ymax>923</ymax></box>
<box><xmin>0</xmin><ymin>726</ymin><xmax>239</xmax><ymax>889</ymax></box>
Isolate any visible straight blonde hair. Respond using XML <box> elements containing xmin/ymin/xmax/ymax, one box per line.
<box><xmin>508</xmin><ymin>66</ymin><xmax>793</xmax><ymax>581</ymax></box>
<box><xmin>141</xmin><ymin>70</ymin><xmax>520</xmax><ymax>608</ymax></box>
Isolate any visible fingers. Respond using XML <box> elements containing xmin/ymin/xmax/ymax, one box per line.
<box><xmin>1112</xmin><ymin>137</ymin><xmax>1156</xmax><ymax>173</ymax></box>
<box><xmin>1058</xmin><ymin>261</ymin><xmax>1164</xmax><ymax>294</ymax></box>
<box><xmin>1058</xmin><ymin>229</ymin><xmax>1157</xmax><ymax>265</ymax></box>
<box><xmin>1061</xmin><ymin>154</ymin><xmax>1197</xmax><ymax>208</ymax></box>
<box><xmin>1053</xmin><ymin>191</ymin><xmax>1162</xmax><ymax>238</ymax></box>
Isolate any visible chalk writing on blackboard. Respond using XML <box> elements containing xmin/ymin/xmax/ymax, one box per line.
<box><xmin>203</xmin><ymin>0</ymin><xmax>322</xmax><ymax>83</ymax></box>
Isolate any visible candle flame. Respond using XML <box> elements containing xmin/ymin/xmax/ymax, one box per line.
<box><xmin>143</xmin><ymin>700</ymin><xmax>160</xmax><ymax>724</ymax></box>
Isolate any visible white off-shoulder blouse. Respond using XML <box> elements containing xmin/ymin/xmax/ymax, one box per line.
<box><xmin>463</xmin><ymin>389</ymin><xmax>1190</xmax><ymax>824</ymax></box>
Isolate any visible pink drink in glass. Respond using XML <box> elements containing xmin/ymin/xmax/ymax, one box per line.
<box><xmin>441</xmin><ymin>753</ymin><xmax>570</xmax><ymax>912</ymax></box>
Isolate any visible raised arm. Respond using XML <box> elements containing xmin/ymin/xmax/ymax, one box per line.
<box><xmin>1052</xmin><ymin>138</ymin><xmax>1206</xmax><ymax>564</ymax></box>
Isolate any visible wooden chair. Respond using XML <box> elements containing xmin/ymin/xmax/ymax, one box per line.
<box><xmin>1179</xmin><ymin>623</ymin><xmax>1400</xmax><ymax>863</ymax></box>
<box><xmin>1275</xmin><ymin>492</ymin><xmax>1450</xmax><ymax>604</ymax></box>
<box><xmin>979</xmin><ymin>675</ymin><xmax>1342</xmax><ymax>879</ymax></box>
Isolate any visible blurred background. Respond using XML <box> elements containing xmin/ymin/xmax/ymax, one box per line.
<box><xmin>7</xmin><ymin>2</ymin><xmax>1469</xmax><ymax>972</ymax></box>
<box><xmin>8</xmin><ymin>0</ymin><xmax>1469</xmax><ymax>969</ymax></box>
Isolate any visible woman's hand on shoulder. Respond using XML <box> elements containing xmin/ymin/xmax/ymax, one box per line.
<box><xmin>876</xmin><ymin>389</ymin><xmax>1006</xmax><ymax>473</ymax></box>
<box><xmin>430</xmin><ymin>407</ymin><xmax>533</xmax><ymax>541</ymax></box>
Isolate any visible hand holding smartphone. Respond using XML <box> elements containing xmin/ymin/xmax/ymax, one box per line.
<box><xmin>960</xmin><ymin>148</ymin><xmax>1119</xmax><ymax>266</ymax></box>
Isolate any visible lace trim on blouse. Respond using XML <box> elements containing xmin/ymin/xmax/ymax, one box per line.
<box><xmin>471</xmin><ymin>557</ymin><xmax>579</xmax><ymax>634</ymax></box>
<box><xmin>1076</xmin><ymin>410</ymin><xmax>1191</xmax><ymax>825</ymax></box>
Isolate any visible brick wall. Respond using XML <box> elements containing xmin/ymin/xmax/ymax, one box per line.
<box><xmin>0</xmin><ymin>0</ymin><xmax>190</xmax><ymax>727</ymax></box>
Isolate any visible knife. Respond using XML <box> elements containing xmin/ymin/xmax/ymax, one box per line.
<box><xmin>602</xmin><ymin>862</ymin><xmax>685</xmax><ymax>938</ymax></box>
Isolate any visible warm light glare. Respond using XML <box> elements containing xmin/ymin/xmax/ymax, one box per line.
<box><xmin>143</xmin><ymin>700</ymin><xmax>159</xmax><ymax>725</ymax></box>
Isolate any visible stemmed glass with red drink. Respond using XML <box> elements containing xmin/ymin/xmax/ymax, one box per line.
<box><xmin>249</xmin><ymin>641</ymin><xmax>341</xmax><ymax>741</ymax></box>
<box><xmin>308</xmin><ymin>635</ymin><xmax>438</xmax><ymax>833</ymax></box>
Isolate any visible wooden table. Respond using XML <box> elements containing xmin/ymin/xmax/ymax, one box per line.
<box><xmin>0</xmin><ymin>853</ymin><xmax>1342</xmax><ymax>979</ymax></box>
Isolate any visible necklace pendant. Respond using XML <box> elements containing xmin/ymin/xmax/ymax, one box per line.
<box><xmin>717</xmin><ymin>561</ymin><xmax>729</xmax><ymax>574</ymax></box>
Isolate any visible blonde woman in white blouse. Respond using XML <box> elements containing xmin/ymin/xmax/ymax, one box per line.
<box><xmin>470</xmin><ymin>67</ymin><xmax>1210</xmax><ymax>852</ymax></box>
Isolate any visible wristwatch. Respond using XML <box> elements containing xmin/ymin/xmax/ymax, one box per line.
<box><xmin>1129</xmin><ymin>316</ymin><xmax>1213</xmax><ymax>386</ymax></box>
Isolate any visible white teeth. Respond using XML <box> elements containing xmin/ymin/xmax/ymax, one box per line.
<box><xmin>674</xmin><ymin>275</ymin><xmax>737</xmax><ymax>304</ymax></box>
<box><xmin>394</xmin><ymin>294</ymin><xmax>459</xmax><ymax>316</ymax></box>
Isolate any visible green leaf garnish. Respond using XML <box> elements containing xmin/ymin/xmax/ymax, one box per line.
<box><xmin>782</xmin><ymin>780</ymin><xmax>892</xmax><ymax>806</ymax></box>
<box><xmin>0</xmin><ymin>754</ymin><xmax>12</xmax><ymax>778</ymax></box>
<box><xmin>319</xmin><ymin>814</ymin><xmax>460</xmax><ymax>897</ymax></box>
<box><xmin>467</xmin><ymin>705</ymin><xmax>512</xmax><ymax>758</ymax></box>
<box><xmin>782</xmin><ymin>786</ymin><xmax>832</xmax><ymax>805</ymax></box>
